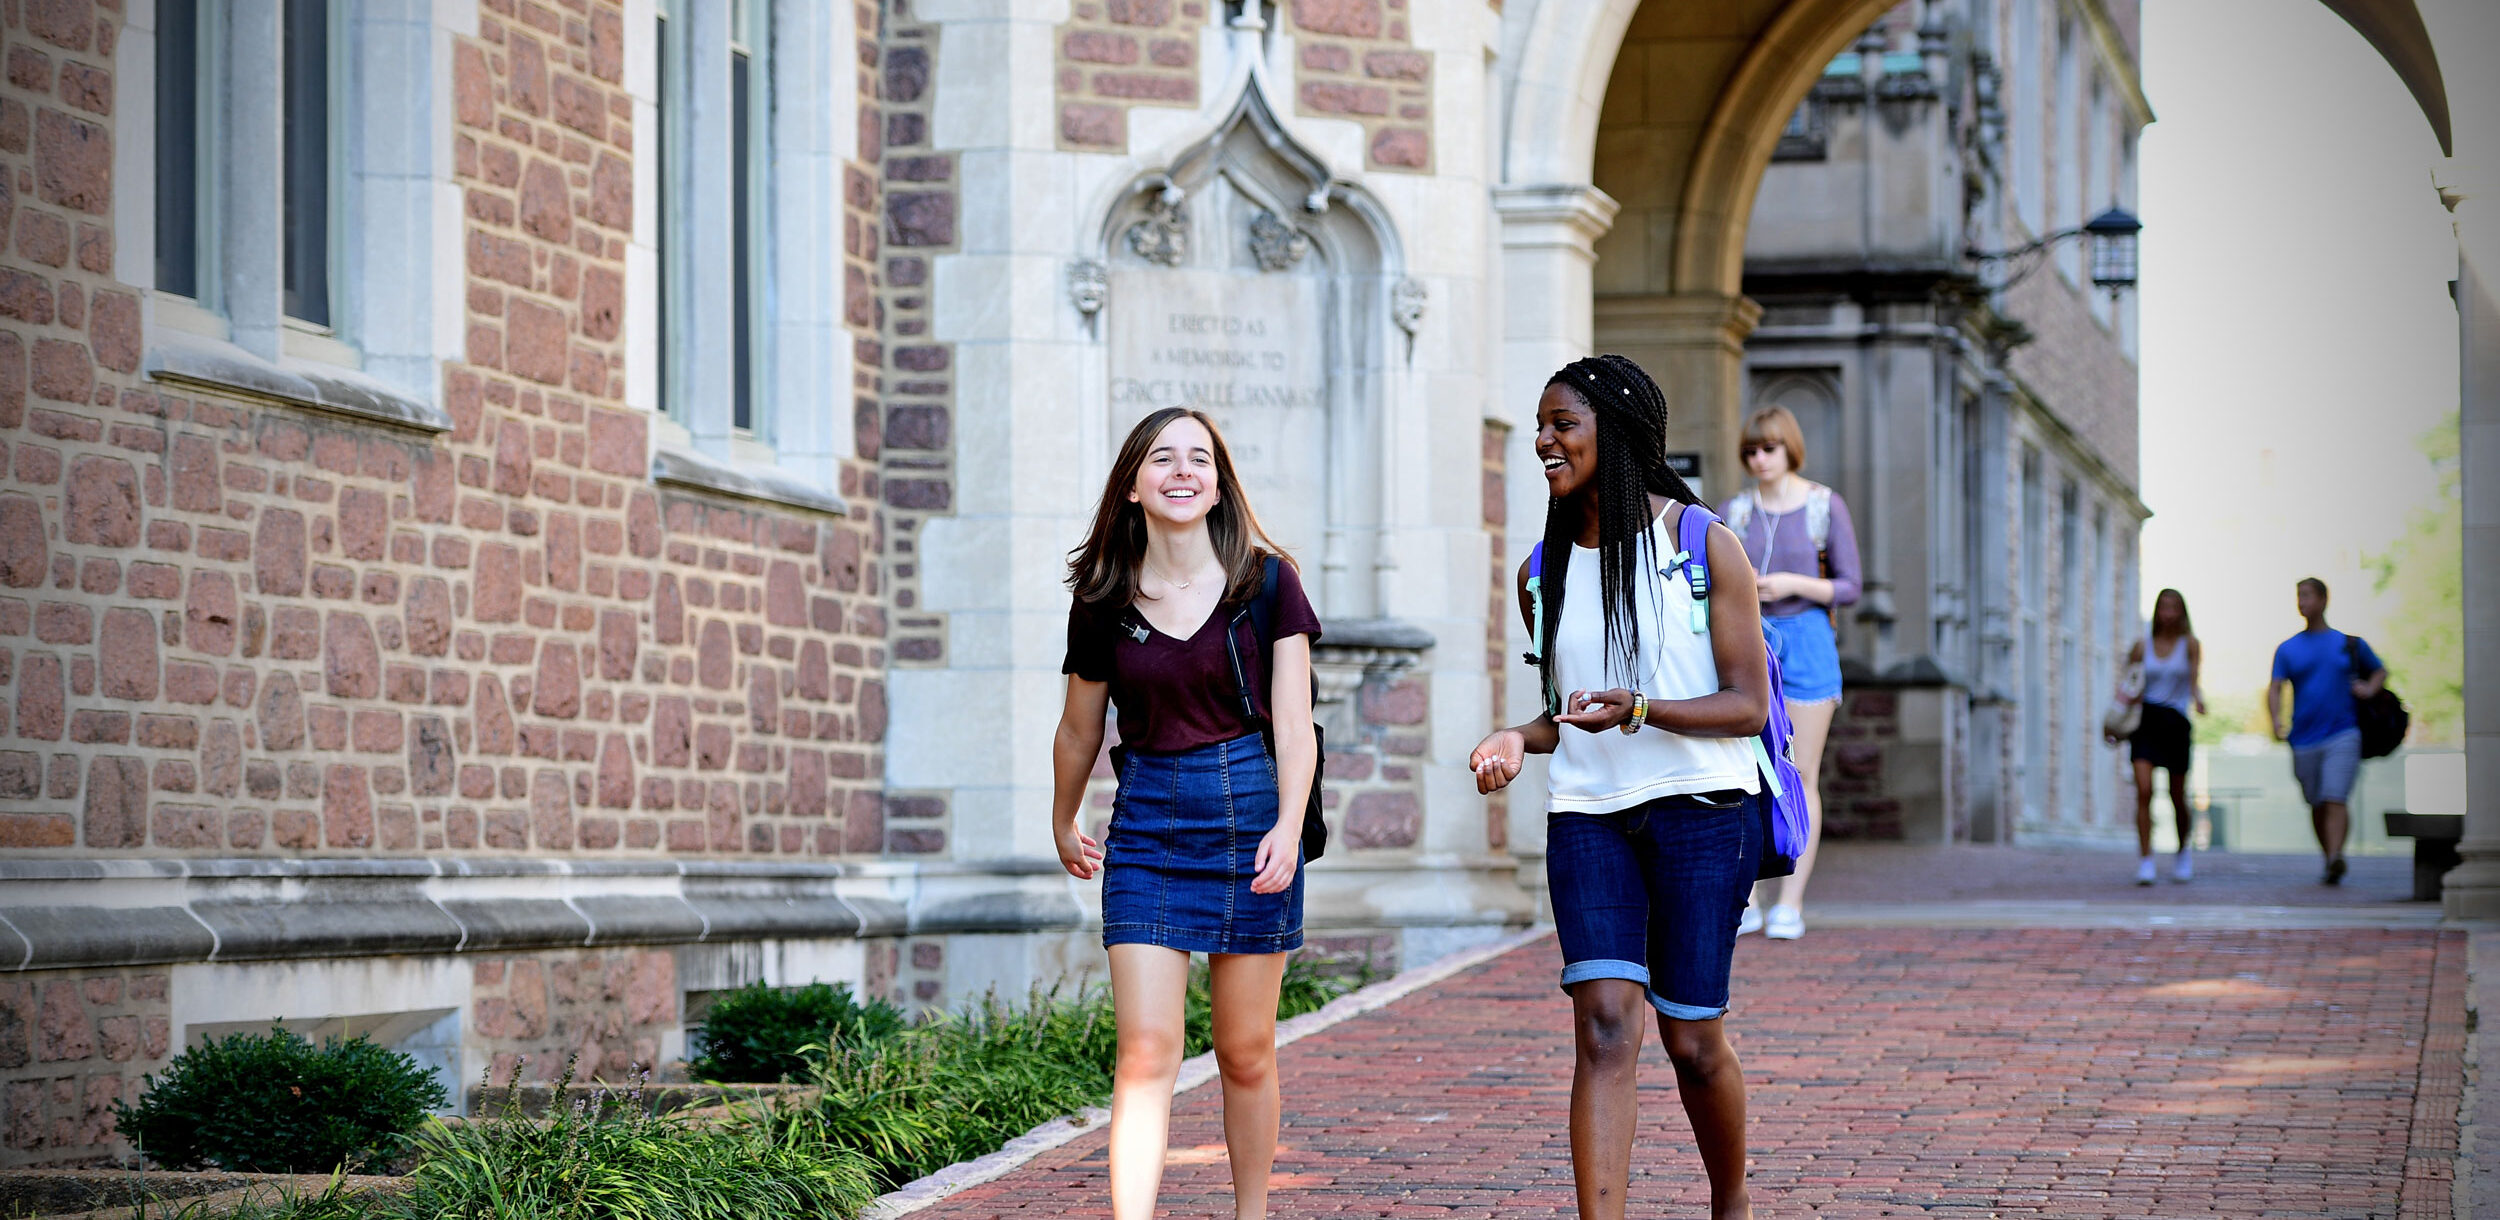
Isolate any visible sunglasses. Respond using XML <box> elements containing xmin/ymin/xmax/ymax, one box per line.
<box><xmin>1740</xmin><ymin>442</ymin><xmax>1784</xmax><ymax>456</ymax></box>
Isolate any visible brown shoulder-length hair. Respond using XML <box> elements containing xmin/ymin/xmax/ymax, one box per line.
<box><xmin>1066</xmin><ymin>407</ymin><xmax>1291</xmax><ymax>610</ymax></box>
<box><xmin>1739</xmin><ymin>405</ymin><xmax>1808</xmax><ymax>474</ymax></box>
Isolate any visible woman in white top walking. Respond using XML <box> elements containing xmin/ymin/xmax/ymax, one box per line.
<box><xmin>2110</xmin><ymin>588</ymin><xmax>2204</xmax><ymax>883</ymax></box>
<box><xmin>1470</xmin><ymin>355</ymin><xmax>1773</xmax><ymax>1220</ymax></box>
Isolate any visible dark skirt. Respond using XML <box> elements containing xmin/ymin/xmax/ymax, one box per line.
<box><xmin>1102</xmin><ymin>733</ymin><xmax>1304</xmax><ymax>956</ymax></box>
<box><xmin>2130</xmin><ymin>703</ymin><xmax>2193</xmax><ymax>774</ymax></box>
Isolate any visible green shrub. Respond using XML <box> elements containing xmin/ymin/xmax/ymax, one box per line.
<box><xmin>691</xmin><ymin>981</ymin><xmax>907</xmax><ymax>1083</ymax></box>
<box><xmin>392</xmin><ymin>1058</ymin><xmax>878</xmax><ymax>1220</ymax></box>
<box><xmin>111</xmin><ymin>1026</ymin><xmax>447</xmax><ymax>1173</ymax></box>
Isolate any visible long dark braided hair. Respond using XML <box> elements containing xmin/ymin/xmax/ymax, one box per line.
<box><xmin>1536</xmin><ymin>355</ymin><xmax>1709</xmax><ymax>705</ymax></box>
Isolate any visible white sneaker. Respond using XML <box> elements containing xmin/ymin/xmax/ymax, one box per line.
<box><xmin>2172</xmin><ymin>851</ymin><xmax>2193</xmax><ymax>883</ymax></box>
<box><xmin>1764</xmin><ymin>905</ymin><xmax>1804</xmax><ymax>940</ymax></box>
<box><xmin>1737</xmin><ymin>904</ymin><xmax>1763</xmax><ymax>936</ymax></box>
<box><xmin>2135</xmin><ymin>857</ymin><xmax>2157</xmax><ymax>886</ymax></box>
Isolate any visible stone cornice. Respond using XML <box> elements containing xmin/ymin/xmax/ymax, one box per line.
<box><xmin>1491</xmin><ymin>184</ymin><xmax>1622</xmax><ymax>259</ymax></box>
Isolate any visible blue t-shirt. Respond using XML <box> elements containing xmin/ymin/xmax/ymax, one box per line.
<box><xmin>2270</xmin><ymin>629</ymin><xmax>2383</xmax><ymax>749</ymax></box>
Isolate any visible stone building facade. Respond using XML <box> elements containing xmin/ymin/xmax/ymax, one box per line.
<box><xmin>0</xmin><ymin>0</ymin><xmax>2140</xmax><ymax>1166</ymax></box>
<box><xmin>1729</xmin><ymin>0</ymin><xmax>2150</xmax><ymax>845</ymax></box>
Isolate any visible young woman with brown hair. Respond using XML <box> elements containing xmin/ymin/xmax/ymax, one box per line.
<box><xmin>2114</xmin><ymin>588</ymin><xmax>2205</xmax><ymax>884</ymax></box>
<box><xmin>1049</xmin><ymin>406</ymin><xmax>1321</xmax><ymax>1220</ymax></box>
<box><xmin>1724</xmin><ymin>405</ymin><xmax>1861</xmax><ymax>940</ymax></box>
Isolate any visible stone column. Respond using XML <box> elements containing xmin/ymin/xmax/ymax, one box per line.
<box><xmin>2443</xmin><ymin>183</ymin><xmax>2500</xmax><ymax>918</ymax></box>
<box><xmin>1492</xmin><ymin>183</ymin><xmax>1616</xmax><ymax>868</ymax></box>
<box><xmin>1592</xmin><ymin>292</ymin><xmax>1764</xmax><ymax>502</ymax></box>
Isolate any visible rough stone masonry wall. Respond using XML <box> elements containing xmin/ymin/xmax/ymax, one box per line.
<box><xmin>1287</xmin><ymin>0</ymin><xmax>1431</xmax><ymax>172</ymax></box>
<box><xmin>1055</xmin><ymin>0</ymin><xmax>1209</xmax><ymax>151</ymax></box>
<box><xmin>872</xmin><ymin>10</ymin><xmax>960</xmax><ymax>882</ymax></box>
<box><xmin>0</xmin><ymin>966</ymin><xmax>169</xmax><ymax>1167</ymax></box>
<box><xmin>0</xmin><ymin>0</ymin><xmax>884</xmax><ymax>863</ymax></box>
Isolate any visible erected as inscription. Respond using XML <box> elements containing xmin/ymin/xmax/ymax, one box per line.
<box><xmin>1108</xmin><ymin>267</ymin><xmax>1328</xmax><ymax>553</ymax></box>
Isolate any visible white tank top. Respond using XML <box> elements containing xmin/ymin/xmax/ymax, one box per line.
<box><xmin>2142</xmin><ymin>632</ymin><xmax>2195</xmax><ymax>713</ymax></box>
<box><xmin>1546</xmin><ymin>509</ymin><xmax>1762</xmax><ymax>814</ymax></box>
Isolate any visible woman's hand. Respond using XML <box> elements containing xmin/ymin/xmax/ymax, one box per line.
<box><xmin>1055</xmin><ymin>820</ymin><xmax>1104</xmax><ymax>881</ymax></box>
<box><xmin>1556</xmin><ymin>688</ymin><xmax>1637</xmax><ymax>733</ymax></box>
<box><xmin>2194</xmin><ymin>694</ymin><xmax>2208</xmax><ymax>716</ymax></box>
<box><xmin>1470</xmin><ymin>729</ymin><xmax>1526</xmax><ymax>794</ymax></box>
<box><xmin>1251</xmin><ymin>823</ymin><xmax>1300</xmax><ymax>894</ymax></box>
<box><xmin>1756</xmin><ymin>571</ymin><xmax>1796</xmax><ymax>602</ymax></box>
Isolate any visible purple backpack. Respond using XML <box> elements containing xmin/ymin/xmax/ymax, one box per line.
<box><xmin>1526</xmin><ymin>504</ymin><xmax>1809</xmax><ymax>875</ymax></box>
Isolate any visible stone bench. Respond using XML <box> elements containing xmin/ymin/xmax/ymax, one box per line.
<box><xmin>2384</xmin><ymin>811</ymin><xmax>2464</xmax><ymax>901</ymax></box>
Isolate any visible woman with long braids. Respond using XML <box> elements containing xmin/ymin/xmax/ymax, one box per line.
<box><xmin>1471</xmin><ymin>355</ymin><xmax>1773</xmax><ymax>1220</ymax></box>
<box><xmin>1050</xmin><ymin>407</ymin><xmax>1320</xmax><ymax>1220</ymax></box>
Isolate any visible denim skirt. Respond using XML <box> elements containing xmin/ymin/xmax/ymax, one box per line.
<box><xmin>1102</xmin><ymin>732</ymin><xmax>1304</xmax><ymax>956</ymax></box>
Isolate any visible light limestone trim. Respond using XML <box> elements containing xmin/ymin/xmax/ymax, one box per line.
<box><xmin>651</xmin><ymin>442</ymin><xmax>851</xmax><ymax>516</ymax></box>
<box><xmin>146</xmin><ymin>328</ymin><xmax>453</xmax><ymax>433</ymax></box>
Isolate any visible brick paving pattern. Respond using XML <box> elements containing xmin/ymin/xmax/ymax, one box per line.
<box><xmin>916</xmin><ymin>927</ymin><xmax>2461</xmax><ymax>1218</ymax></box>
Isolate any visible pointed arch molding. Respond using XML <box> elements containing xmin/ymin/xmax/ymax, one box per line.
<box><xmin>1083</xmin><ymin>83</ymin><xmax>1413</xmax><ymax>619</ymax></box>
<box><xmin>2317</xmin><ymin>0</ymin><xmax>2452</xmax><ymax>156</ymax></box>
<box><xmin>1090</xmin><ymin>85</ymin><xmax>1405</xmax><ymax>275</ymax></box>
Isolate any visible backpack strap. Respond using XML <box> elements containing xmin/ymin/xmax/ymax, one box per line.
<box><xmin>1221</xmin><ymin>556</ymin><xmax>1283</xmax><ymax>724</ymax></box>
<box><xmin>1525</xmin><ymin>542</ymin><xmax>1558</xmax><ymax>716</ymax></box>
<box><xmin>1671</xmin><ymin>504</ymin><xmax>1720</xmax><ymax>635</ymax></box>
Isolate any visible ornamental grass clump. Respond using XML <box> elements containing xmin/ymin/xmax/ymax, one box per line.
<box><xmin>393</xmin><ymin>1055</ymin><xmax>879</xmax><ymax>1220</ymax></box>
<box><xmin>110</xmin><ymin>1025</ymin><xmax>448</xmax><ymax>1173</ymax></box>
<box><xmin>761</xmin><ymin>955</ymin><xmax>1376</xmax><ymax>1191</ymax></box>
<box><xmin>759</xmin><ymin>982</ymin><xmax>1120</xmax><ymax>1190</ymax></box>
<box><xmin>690</xmin><ymin>980</ymin><xmax>907</xmax><ymax>1083</ymax></box>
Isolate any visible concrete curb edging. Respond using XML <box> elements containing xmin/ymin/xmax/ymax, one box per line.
<box><xmin>861</xmin><ymin>926</ymin><xmax>1552</xmax><ymax>1219</ymax></box>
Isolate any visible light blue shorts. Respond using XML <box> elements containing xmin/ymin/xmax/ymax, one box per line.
<box><xmin>2291</xmin><ymin>728</ymin><xmax>2362</xmax><ymax>807</ymax></box>
<box><xmin>1763</xmin><ymin>606</ymin><xmax>1843</xmax><ymax>704</ymax></box>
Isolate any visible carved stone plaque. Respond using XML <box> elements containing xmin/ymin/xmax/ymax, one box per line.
<box><xmin>1107</xmin><ymin>266</ymin><xmax>1328</xmax><ymax>557</ymax></box>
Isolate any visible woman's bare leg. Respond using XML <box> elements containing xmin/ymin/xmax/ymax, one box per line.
<box><xmin>1567</xmin><ymin>979</ymin><xmax>1648</xmax><ymax>1220</ymax></box>
<box><xmin>2133</xmin><ymin>759</ymin><xmax>2158</xmax><ymax>856</ymax></box>
<box><xmin>1771</xmin><ymin>697</ymin><xmax>1839</xmax><ymax>910</ymax></box>
<box><xmin>1208</xmin><ymin>952</ymin><xmax>1288</xmax><ymax>1220</ymax></box>
<box><xmin>2168</xmin><ymin>766</ymin><xmax>2195</xmax><ymax>850</ymax></box>
<box><xmin>1108</xmin><ymin>944</ymin><xmax>1191</xmax><ymax>1220</ymax></box>
<box><xmin>1661</xmin><ymin>1016</ymin><xmax>1755</xmax><ymax>1220</ymax></box>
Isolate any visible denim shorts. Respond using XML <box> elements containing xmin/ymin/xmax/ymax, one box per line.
<box><xmin>1547</xmin><ymin>790</ymin><xmax>1762</xmax><ymax>1021</ymax></box>
<box><xmin>2292</xmin><ymin>728</ymin><xmax>2363</xmax><ymax>807</ymax></box>
<box><xmin>1764</xmin><ymin>606</ymin><xmax>1842</xmax><ymax>704</ymax></box>
<box><xmin>1103</xmin><ymin>733</ymin><xmax>1303</xmax><ymax>956</ymax></box>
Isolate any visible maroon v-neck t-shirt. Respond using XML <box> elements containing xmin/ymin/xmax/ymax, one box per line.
<box><xmin>1062</xmin><ymin>561</ymin><xmax>1322</xmax><ymax>755</ymax></box>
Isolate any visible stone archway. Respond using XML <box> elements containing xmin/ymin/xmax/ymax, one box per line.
<box><xmin>1492</xmin><ymin>0</ymin><xmax>2488</xmax><ymax>892</ymax></box>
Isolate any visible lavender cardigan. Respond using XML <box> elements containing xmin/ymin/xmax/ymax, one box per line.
<box><xmin>1722</xmin><ymin>487</ymin><xmax>1862</xmax><ymax>619</ymax></box>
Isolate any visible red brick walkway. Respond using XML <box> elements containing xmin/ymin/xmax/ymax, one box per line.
<box><xmin>913</xmin><ymin>927</ymin><xmax>2464</xmax><ymax>1218</ymax></box>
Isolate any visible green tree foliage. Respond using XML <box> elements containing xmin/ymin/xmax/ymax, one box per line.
<box><xmin>111</xmin><ymin>1026</ymin><xmax>447</xmax><ymax>1173</ymax></box>
<box><xmin>2366</xmin><ymin>413</ymin><xmax>2463</xmax><ymax>743</ymax></box>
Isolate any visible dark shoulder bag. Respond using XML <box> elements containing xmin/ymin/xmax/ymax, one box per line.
<box><xmin>1221</xmin><ymin>556</ymin><xmax>1329</xmax><ymax>861</ymax></box>
<box><xmin>2344</xmin><ymin>635</ymin><xmax>2409</xmax><ymax>760</ymax></box>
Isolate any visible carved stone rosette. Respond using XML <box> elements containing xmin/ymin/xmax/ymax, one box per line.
<box><xmin>1249</xmin><ymin>209</ymin><xmax>1311</xmax><ymax>272</ymax></box>
<box><xmin>1125</xmin><ymin>200</ymin><xmax>1189</xmax><ymax>267</ymax></box>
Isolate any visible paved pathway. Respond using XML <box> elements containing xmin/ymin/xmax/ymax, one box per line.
<box><xmin>914</xmin><ymin>920</ymin><xmax>2465</xmax><ymax>1218</ymax></box>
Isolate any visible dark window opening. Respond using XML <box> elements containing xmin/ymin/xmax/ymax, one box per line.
<box><xmin>282</xmin><ymin>0</ymin><xmax>330</xmax><ymax>327</ymax></box>
<box><xmin>730</xmin><ymin>44</ymin><xmax>753</xmax><ymax>433</ymax></box>
<box><xmin>154</xmin><ymin>0</ymin><xmax>199</xmax><ymax>296</ymax></box>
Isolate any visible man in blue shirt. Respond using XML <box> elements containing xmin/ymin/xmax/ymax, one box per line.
<box><xmin>2266</xmin><ymin>578</ymin><xmax>2387</xmax><ymax>885</ymax></box>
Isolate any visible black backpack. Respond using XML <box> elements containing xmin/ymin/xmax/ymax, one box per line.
<box><xmin>1220</xmin><ymin>556</ymin><xmax>1330</xmax><ymax>861</ymax></box>
<box><xmin>2344</xmin><ymin>635</ymin><xmax>2409</xmax><ymax>760</ymax></box>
